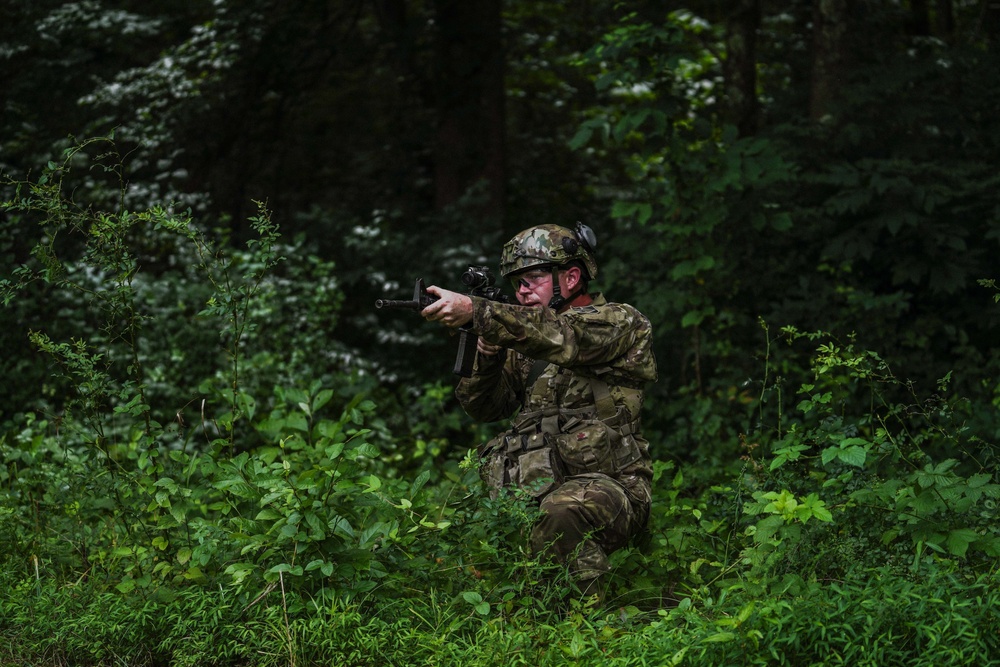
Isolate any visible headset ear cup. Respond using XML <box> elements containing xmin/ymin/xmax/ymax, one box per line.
<box><xmin>562</xmin><ymin>237</ymin><xmax>579</xmax><ymax>254</ymax></box>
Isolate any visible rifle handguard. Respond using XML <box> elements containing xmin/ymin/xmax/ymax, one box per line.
<box><xmin>374</xmin><ymin>269</ymin><xmax>509</xmax><ymax>376</ymax></box>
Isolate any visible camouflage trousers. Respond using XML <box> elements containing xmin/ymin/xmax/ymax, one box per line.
<box><xmin>529</xmin><ymin>472</ymin><xmax>650</xmax><ymax>601</ymax></box>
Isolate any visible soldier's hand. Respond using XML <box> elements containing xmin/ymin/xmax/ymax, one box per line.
<box><xmin>422</xmin><ymin>286</ymin><xmax>474</xmax><ymax>328</ymax></box>
<box><xmin>477</xmin><ymin>339</ymin><xmax>502</xmax><ymax>357</ymax></box>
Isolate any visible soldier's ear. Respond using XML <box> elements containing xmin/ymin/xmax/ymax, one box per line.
<box><xmin>563</xmin><ymin>264</ymin><xmax>582</xmax><ymax>288</ymax></box>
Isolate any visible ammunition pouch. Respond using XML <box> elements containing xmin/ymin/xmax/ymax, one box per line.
<box><xmin>478</xmin><ymin>406</ymin><xmax>642</xmax><ymax>501</ymax></box>
<box><xmin>479</xmin><ymin>431</ymin><xmax>565</xmax><ymax>500</ymax></box>
<box><xmin>477</xmin><ymin>363</ymin><xmax>645</xmax><ymax>501</ymax></box>
<box><xmin>553</xmin><ymin>409</ymin><xmax>643</xmax><ymax>477</ymax></box>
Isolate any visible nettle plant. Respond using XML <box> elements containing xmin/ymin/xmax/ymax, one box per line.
<box><xmin>736</xmin><ymin>324</ymin><xmax>1000</xmax><ymax>590</ymax></box>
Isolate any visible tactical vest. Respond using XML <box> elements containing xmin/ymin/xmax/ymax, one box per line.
<box><xmin>480</xmin><ymin>359</ymin><xmax>646</xmax><ymax>500</ymax></box>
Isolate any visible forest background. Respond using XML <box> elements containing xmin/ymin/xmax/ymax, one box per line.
<box><xmin>2</xmin><ymin>1</ymin><xmax>1000</xmax><ymax>665</ymax></box>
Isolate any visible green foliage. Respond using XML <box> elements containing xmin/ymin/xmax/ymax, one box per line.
<box><xmin>3</xmin><ymin>160</ymin><xmax>1000</xmax><ymax>663</ymax></box>
<box><xmin>635</xmin><ymin>568</ymin><xmax>1000</xmax><ymax>667</ymax></box>
<box><xmin>4</xmin><ymin>1</ymin><xmax>1000</xmax><ymax>662</ymax></box>
<box><xmin>5</xmin><ymin>555</ymin><xmax>1000</xmax><ymax>666</ymax></box>
<box><xmin>0</xmin><ymin>143</ymin><xmax>606</xmax><ymax>666</ymax></box>
<box><xmin>732</xmin><ymin>326</ymin><xmax>1000</xmax><ymax>596</ymax></box>
<box><xmin>564</xmin><ymin>8</ymin><xmax>1000</xmax><ymax>477</ymax></box>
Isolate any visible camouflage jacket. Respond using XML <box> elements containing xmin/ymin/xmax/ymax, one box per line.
<box><xmin>456</xmin><ymin>293</ymin><xmax>656</xmax><ymax>503</ymax></box>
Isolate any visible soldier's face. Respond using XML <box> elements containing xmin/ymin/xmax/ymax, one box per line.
<box><xmin>512</xmin><ymin>269</ymin><xmax>552</xmax><ymax>307</ymax></box>
<box><xmin>513</xmin><ymin>268</ymin><xmax>582</xmax><ymax>308</ymax></box>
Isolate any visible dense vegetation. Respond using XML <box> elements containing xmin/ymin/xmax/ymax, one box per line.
<box><xmin>2</xmin><ymin>1</ymin><xmax>999</xmax><ymax>664</ymax></box>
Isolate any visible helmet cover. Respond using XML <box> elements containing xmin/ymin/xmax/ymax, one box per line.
<box><xmin>500</xmin><ymin>223</ymin><xmax>598</xmax><ymax>280</ymax></box>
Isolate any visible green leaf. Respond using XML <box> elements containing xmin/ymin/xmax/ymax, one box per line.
<box><xmin>810</xmin><ymin>505</ymin><xmax>833</xmax><ymax>522</ymax></box>
<box><xmin>568</xmin><ymin>125</ymin><xmax>594</xmax><ymax>151</ymax></box>
<box><xmin>967</xmin><ymin>473</ymin><xmax>992</xmax><ymax>488</ymax></box>
<box><xmin>238</xmin><ymin>392</ymin><xmax>256</xmax><ymax>421</ymax></box>
<box><xmin>353</xmin><ymin>442</ymin><xmax>380</xmax><ymax>459</ymax></box>
<box><xmin>411</xmin><ymin>469</ymin><xmax>430</xmax><ymax>495</ymax></box>
<box><xmin>284</xmin><ymin>412</ymin><xmax>309</xmax><ymax>432</ymax></box>
<box><xmin>268</xmin><ymin>563</ymin><xmax>303</xmax><ymax>576</ymax></box>
<box><xmin>305</xmin><ymin>511</ymin><xmax>327</xmax><ymax>539</ymax></box>
<box><xmin>837</xmin><ymin>446</ymin><xmax>867</xmax><ymax>468</ymax></box>
<box><xmin>770</xmin><ymin>213</ymin><xmax>793</xmax><ymax>231</ymax></box>
<box><xmin>821</xmin><ymin>447</ymin><xmax>839</xmax><ymax>465</ymax></box>
<box><xmin>797</xmin><ymin>494</ymin><xmax>834</xmax><ymax>523</ymax></box>
<box><xmin>945</xmin><ymin>528</ymin><xmax>979</xmax><ymax>557</ymax></box>
<box><xmin>255</xmin><ymin>508</ymin><xmax>281</xmax><ymax>521</ymax></box>
<box><xmin>359</xmin><ymin>522</ymin><xmax>386</xmax><ymax>547</ymax></box>
<box><xmin>313</xmin><ymin>389</ymin><xmax>334</xmax><ymax>412</ymax></box>
<box><xmin>753</xmin><ymin>515</ymin><xmax>786</xmax><ymax>544</ymax></box>
<box><xmin>670</xmin><ymin>255</ymin><xmax>716</xmax><ymax>279</ymax></box>
<box><xmin>611</xmin><ymin>200</ymin><xmax>636</xmax><ymax>219</ymax></box>
<box><xmin>681</xmin><ymin>307</ymin><xmax>715</xmax><ymax>328</ymax></box>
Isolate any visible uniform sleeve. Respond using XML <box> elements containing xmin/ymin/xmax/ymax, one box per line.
<box><xmin>470</xmin><ymin>296</ymin><xmax>657</xmax><ymax>382</ymax></box>
<box><xmin>454</xmin><ymin>347</ymin><xmax>524</xmax><ymax>422</ymax></box>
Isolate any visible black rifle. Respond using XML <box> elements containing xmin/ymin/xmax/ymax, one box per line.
<box><xmin>375</xmin><ymin>266</ymin><xmax>510</xmax><ymax>377</ymax></box>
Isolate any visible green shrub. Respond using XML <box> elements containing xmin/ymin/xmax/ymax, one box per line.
<box><xmin>3</xmin><ymin>140</ymin><xmax>999</xmax><ymax>666</ymax></box>
<box><xmin>734</xmin><ymin>325</ymin><xmax>1000</xmax><ymax>595</ymax></box>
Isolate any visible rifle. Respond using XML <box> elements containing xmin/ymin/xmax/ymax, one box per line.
<box><xmin>375</xmin><ymin>266</ymin><xmax>510</xmax><ymax>377</ymax></box>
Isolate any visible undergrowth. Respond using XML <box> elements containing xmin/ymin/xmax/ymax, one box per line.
<box><xmin>2</xmin><ymin>140</ymin><xmax>999</xmax><ymax>665</ymax></box>
<box><xmin>3</xmin><ymin>567</ymin><xmax>999</xmax><ymax>666</ymax></box>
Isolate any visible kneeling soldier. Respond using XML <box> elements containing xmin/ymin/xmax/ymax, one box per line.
<box><xmin>421</xmin><ymin>223</ymin><xmax>657</xmax><ymax>602</ymax></box>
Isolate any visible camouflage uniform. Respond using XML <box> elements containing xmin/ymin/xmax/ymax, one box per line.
<box><xmin>457</xmin><ymin>290</ymin><xmax>656</xmax><ymax>598</ymax></box>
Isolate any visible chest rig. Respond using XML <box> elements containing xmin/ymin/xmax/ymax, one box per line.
<box><xmin>481</xmin><ymin>359</ymin><xmax>645</xmax><ymax>499</ymax></box>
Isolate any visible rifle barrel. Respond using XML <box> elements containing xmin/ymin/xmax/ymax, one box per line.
<box><xmin>375</xmin><ymin>299</ymin><xmax>421</xmax><ymax>309</ymax></box>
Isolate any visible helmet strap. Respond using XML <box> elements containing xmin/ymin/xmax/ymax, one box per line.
<box><xmin>546</xmin><ymin>266</ymin><xmax>584</xmax><ymax>311</ymax></box>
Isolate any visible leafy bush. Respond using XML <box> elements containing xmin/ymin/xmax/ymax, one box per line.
<box><xmin>3</xmin><ymin>139</ymin><xmax>999</xmax><ymax>666</ymax></box>
<box><xmin>734</xmin><ymin>326</ymin><xmax>1000</xmax><ymax>594</ymax></box>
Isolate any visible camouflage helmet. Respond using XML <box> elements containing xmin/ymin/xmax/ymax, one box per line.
<box><xmin>500</xmin><ymin>223</ymin><xmax>598</xmax><ymax>280</ymax></box>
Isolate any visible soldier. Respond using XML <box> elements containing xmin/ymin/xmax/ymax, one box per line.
<box><xmin>421</xmin><ymin>223</ymin><xmax>656</xmax><ymax>602</ymax></box>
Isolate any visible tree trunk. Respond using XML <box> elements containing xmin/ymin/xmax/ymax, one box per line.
<box><xmin>980</xmin><ymin>0</ymin><xmax>1000</xmax><ymax>41</ymax></box>
<box><xmin>935</xmin><ymin>0</ymin><xmax>954</xmax><ymax>36</ymax></box>
<box><xmin>432</xmin><ymin>0</ymin><xmax>506</xmax><ymax>225</ymax></box>
<box><xmin>911</xmin><ymin>0</ymin><xmax>931</xmax><ymax>35</ymax></box>
<box><xmin>723</xmin><ymin>0</ymin><xmax>761</xmax><ymax>137</ymax></box>
<box><xmin>810</xmin><ymin>0</ymin><xmax>850</xmax><ymax>122</ymax></box>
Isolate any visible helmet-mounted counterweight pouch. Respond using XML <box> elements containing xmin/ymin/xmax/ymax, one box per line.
<box><xmin>558</xmin><ymin>222</ymin><xmax>598</xmax><ymax>259</ymax></box>
<box><xmin>573</xmin><ymin>221</ymin><xmax>597</xmax><ymax>255</ymax></box>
